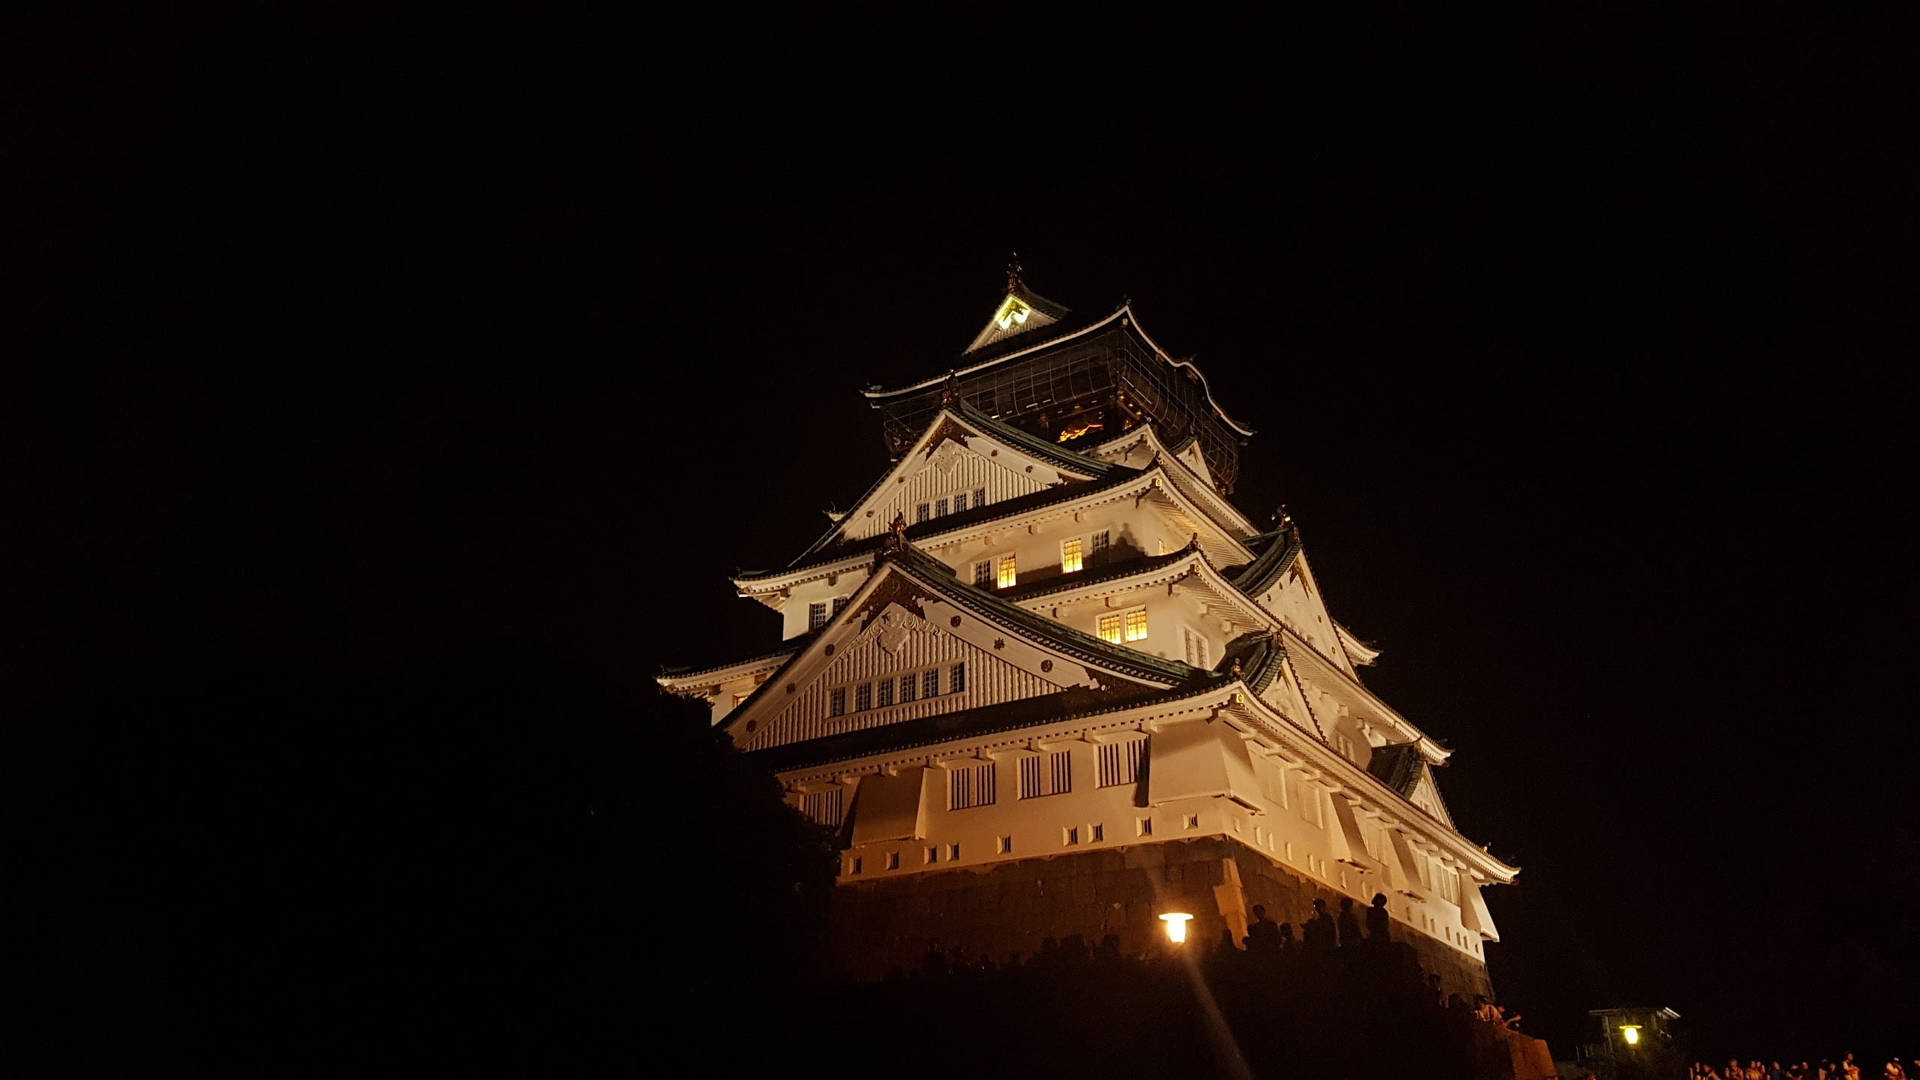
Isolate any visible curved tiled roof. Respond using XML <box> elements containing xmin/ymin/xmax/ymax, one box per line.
<box><xmin>1226</xmin><ymin>526</ymin><xmax>1302</xmax><ymax>597</ymax></box>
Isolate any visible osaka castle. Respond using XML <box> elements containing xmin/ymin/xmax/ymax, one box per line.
<box><xmin>660</xmin><ymin>270</ymin><xmax>1518</xmax><ymax>996</ymax></box>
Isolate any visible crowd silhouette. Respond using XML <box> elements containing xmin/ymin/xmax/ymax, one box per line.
<box><xmin>1686</xmin><ymin>1055</ymin><xmax>1919</xmax><ymax>1080</ymax></box>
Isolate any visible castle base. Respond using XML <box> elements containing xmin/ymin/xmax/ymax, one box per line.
<box><xmin>828</xmin><ymin>835</ymin><xmax>1495</xmax><ymax>1002</ymax></box>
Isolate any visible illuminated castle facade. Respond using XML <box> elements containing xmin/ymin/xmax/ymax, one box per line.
<box><xmin>661</xmin><ymin>273</ymin><xmax>1517</xmax><ymax>993</ymax></box>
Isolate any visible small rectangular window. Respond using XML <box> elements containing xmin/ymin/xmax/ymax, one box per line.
<box><xmin>851</xmin><ymin>856</ymin><xmax>862</xmax><ymax>874</ymax></box>
<box><xmin>1137</xmin><ymin>817</ymin><xmax>1153</xmax><ymax>837</ymax></box>
<box><xmin>973</xmin><ymin>561</ymin><xmax>993</xmax><ymax>586</ymax></box>
<box><xmin>953</xmin><ymin>492</ymin><xmax>968</xmax><ymax>513</ymax></box>
<box><xmin>877</xmin><ymin>678</ymin><xmax>894</xmax><ymax>707</ymax></box>
<box><xmin>1090</xmin><ymin>823</ymin><xmax>1103</xmax><ymax>842</ymax></box>
<box><xmin>832</xmin><ymin>596</ymin><xmax>849</xmax><ymax>615</ymax></box>
<box><xmin>829</xmin><ymin>687</ymin><xmax>847</xmax><ymax>717</ymax></box>
<box><xmin>1060</xmin><ymin>537</ymin><xmax>1084</xmax><ymax>574</ymax></box>
<box><xmin>915</xmin><ymin>503</ymin><xmax>930</xmax><ymax>523</ymax></box>
<box><xmin>935</xmin><ymin>498</ymin><xmax>948</xmax><ymax>517</ymax></box>
<box><xmin>1090</xmin><ymin>530</ymin><xmax>1110</xmax><ymax>563</ymax></box>
<box><xmin>1062</xmin><ymin>826</ymin><xmax>1079</xmax><ymax>846</ymax></box>
<box><xmin>1124</xmin><ymin>609</ymin><xmax>1148</xmax><ymax>642</ymax></box>
<box><xmin>808</xmin><ymin>602</ymin><xmax>828</xmax><ymax>630</ymax></box>
<box><xmin>899</xmin><ymin>674</ymin><xmax>917</xmax><ymax>703</ymax></box>
<box><xmin>996</xmin><ymin>555</ymin><xmax>1017</xmax><ymax>588</ymax></box>
<box><xmin>923</xmin><ymin>669</ymin><xmax>940</xmax><ymax>698</ymax></box>
<box><xmin>885</xmin><ymin>851</ymin><xmax>900</xmax><ymax>870</ymax></box>
<box><xmin>948</xmin><ymin>843</ymin><xmax>961</xmax><ymax>860</ymax></box>
<box><xmin>1184</xmin><ymin>814</ymin><xmax>1200</xmax><ymax>830</ymax></box>
<box><xmin>996</xmin><ymin>835</ymin><xmax>1012</xmax><ymax>854</ymax></box>
<box><xmin>949</xmin><ymin>663</ymin><xmax>965</xmax><ymax>693</ymax></box>
<box><xmin>925</xmin><ymin>846</ymin><xmax>939</xmax><ymax>865</ymax></box>
<box><xmin>855</xmin><ymin>683</ymin><xmax>872</xmax><ymax>712</ymax></box>
<box><xmin>1098</xmin><ymin>613</ymin><xmax>1123</xmax><ymax>644</ymax></box>
<box><xmin>974</xmin><ymin>487</ymin><xmax>986</xmax><ymax>508</ymax></box>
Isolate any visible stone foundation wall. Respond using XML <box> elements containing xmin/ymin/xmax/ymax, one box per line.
<box><xmin>828</xmin><ymin>836</ymin><xmax>1494</xmax><ymax>1001</ymax></box>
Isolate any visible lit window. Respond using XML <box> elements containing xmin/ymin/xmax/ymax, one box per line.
<box><xmin>1124</xmin><ymin>609</ymin><xmax>1148</xmax><ymax>642</ymax></box>
<box><xmin>877</xmin><ymin>678</ymin><xmax>894</xmax><ymax>707</ymax></box>
<box><xmin>949</xmin><ymin>663</ymin><xmax>966</xmax><ymax>693</ymax></box>
<box><xmin>855</xmin><ymin>683</ymin><xmax>872</xmax><ymax>712</ymax></box>
<box><xmin>830</xmin><ymin>687</ymin><xmax>847</xmax><ymax>716</ymax></box>
<box><xmin>973</xmin><ymin>487</ymin><xmax>986</xmax><ymax>508</ymax></box>
<box><xmin>915</xmin><ymin>503</ymin><xmax>930</xmax><ymax>523</ymax></box>
<box><xmin>1060</xmin><ymin>537</ymin><xmax>1084</xmax><ymax>574</ymax></box>
<box><xmin>808</xmin><ymin>602</ymin><xmax>828</xmax><ymax>630</ymax></box>
<box><xmin>997</xmin><ymin>555</ymin><xmax>1017</xmax><ymax>589</ymax></box>
<box><xmin>1098</xmin><ymin>614</ymin><xmax>1123</xmax><ymax>644</ymax></box>
<box><xmin>922</xmin><ymin>669</ymin><xmax>939</xmax><ymax>698</ymax></box>
<box><xmin>1090</xmin><ymin>530</ymin><xmax>1109</xmax><ymax>563</ymax></box>
<box><xmin>899</xmin><ymin>674</ymin><xmax>917</xmax><ymax>703</ymax></box>
<box><xmin>953</xmin><ymin>492</ymin><xmax>968</xmax><ymax>513</ymax></box>
<box><xmin>935</xmin><ymin>498</ymin><xmax>948</xmax><ymax>517</ymax></box>
<box><xmin>973</xmin><ymin>561</ymin><xmax>992</xmax><ymax>586</ymax></box>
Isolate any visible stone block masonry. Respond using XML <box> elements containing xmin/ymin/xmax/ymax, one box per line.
<box><xmin>828</xmin><ymin>835</ymin><xmax>1494</xmax><ymax>1002</ymax></box>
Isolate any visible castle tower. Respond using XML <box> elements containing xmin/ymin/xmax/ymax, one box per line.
<box><xmin>660</xmin><ymin>276</ymin><xmax>1517</xmax><ymax>995</ymax></box>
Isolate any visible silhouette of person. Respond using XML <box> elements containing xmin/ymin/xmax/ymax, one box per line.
<box><xmin>1302</xmin><ymin>898</ymin><xmax>1336</xmax><ymax>951</ymax></box>
<box><xmin>1366</xmin><ymin>892</ymin><xmax>1391</xmax><ymax>946</ymax></box>
<box><xmin>1244</xmin><ymin>903</ymin><xmax>1282</xmax><ymax>954</ymax></box>
<box><xmin>1337</xmin><ymin>897</ymin><xmax>1362</xmax><ymax>948</ymax></box>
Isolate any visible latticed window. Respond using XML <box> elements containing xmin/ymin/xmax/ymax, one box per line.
<box><xmin>973</xmin><ymin>487</ymin><xmax>986</xmax><ymax>508</ymax></box>
<box><xmin>877</xmin><ymin>678</ymin><xmax>894</xmax><ymax>707</ymax></box>
<box><xmin>949</xmin><ymin>663</ymin><xmax>966</xmax><ymax>693</ymax></box>
<box><xmin>953</xmin><ymin>492</ymin><xmax>968</xmax><ymax>513</ymax></box>
<box><xmin>1098</xmin><ymin>613</ymin><xmax>1123</xmax><ymax>644</ymax></box>
<box><xmin>935</xmin><ymin>498</ymin><xmax>948</xmax><ymax>517</ymax></box>
<box><xmin>1060</xmin><ymin>537</ymin><xmax>1084</xmax><ymax>574</ymax></box>
<box><xmin>801</xmin><ymin>788</ymin><xmax>843</xmax><ymax>827</ymax></box>
<box><xmin>1098</xmin><ymin>738</ymin><xmax>1146</xmax><ymax>788</ymax></box>
<box><xmin>948</xmin><ymin>763</ymin><xmax>995</xmax><ymax>810</ymax></box>
<box><xmin>1090</xmin><ymin>530</ymin><xmax>1110</xmax><ymax>563</ymax></box>
<box><xmin>898</xmin><ymin>674</ymin><xmax>916</xmax><ymax>703</ymax></box>
<box><xmin>855</xmin><ymin>683</ymin><xmax>872</xmax><ymax>712</ymax></box>
<box><xmin>997</xmin><ymin>555</ymin><xmax>1017</xmax><ymax>589</ymax></box>
<box><xmin>915</xmin><ymin>503</ymin><xmax>930</xmax><ymax>523</ymax></box>
<box><xmin>973</xmin><ymin>561</ymin><xmax>993</xmax><ymax>586</ymax></box>
<box><xmin>1183</xmin><ymin>627</ymin><xmax>1210</xmax><ymax>667</ymax></box>
<box><xmin>1020</xmin><ymin>749</ymin><xmax>1072</xmax><ymax>799</ymax></box>
<box><xmin>923</xmin><ymin>669</ymin><xmax>940</xmax><ymax>698</ymax></box>
<box><xmin>1124</xmin><ymin>609</ymin><xmax>1149</xmax><ymax>642</ymax></box>
<box><xmin>808</xmin><ymin>602</ymin><xmax>828</xmax><ymax>630</ymax></box>
<box><xmin>829</xmin><ymin>687</ymin><xmax>847</xmax><ymax>716</ymax></box>
<box><xmin>832</xmin><ymin>596</ymin><xmax>849</xmax><ymax>616</ymax></box>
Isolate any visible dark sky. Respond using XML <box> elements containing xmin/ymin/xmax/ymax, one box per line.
<box><xmin>14</xmin><ymin>1</ymin><xmax>1918</xmax><ymax>1063</ymax></box>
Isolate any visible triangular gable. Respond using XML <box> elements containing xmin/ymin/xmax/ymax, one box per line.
<box><xmin>1406</xmin><ymin>766</ymin><xmax>1456</xmax><ymax>828</ymax></box>
<box><xmin>822</xmin><ymin>408</ymin><xmax>1105</xmax><ymax>548</ymax></box>
<box><xmin>964</xmin><ymin>285</ymin><xmax>1070</xmax><ymax>355</ymax></box>
<box><xmin>722</xmin><ymin>555</ymin><xmax>1185</xmax><ymax>753</ymax></box>
<box><xmin>1250</xmin><ymin>551</ymin><xmax>1350</xmax><ymax>674</ymax></box>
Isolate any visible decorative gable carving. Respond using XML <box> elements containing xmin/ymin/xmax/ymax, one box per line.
<box><xmin>739</xmin><ymin>600</ymin><xmax>1076</xmax><ymax>751</ymax></box>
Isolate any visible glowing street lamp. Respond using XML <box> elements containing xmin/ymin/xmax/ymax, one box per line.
<box><xmin>1621</xmin><ymin>1025</ymin><xmax>1641</xmax><ymax>1047</ymax></box>
<box><xmin>1159</xmin><ymin>912</ymin><xmax>1194</xmax><ymax>944</ymax></box>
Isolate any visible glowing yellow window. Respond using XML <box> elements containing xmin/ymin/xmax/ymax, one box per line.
<box><xmin>996</xmin><ymin>555</ymin><xmax>1017</xmax><ymax>589</ymax></box>
<box><xmin>1124</xmin><ymin>609</ymin><xmax>1148</xmax><ymax>642</ymax></box>
<box><xmin>1060</xmin><ymin>538</ymin><xmax>1084</xmax><ymax>574</ymax></box>
<box><xmin>1098</xmin><ymin>614</ymin><xmax>1123</xmax><ymax>644</ymax></box>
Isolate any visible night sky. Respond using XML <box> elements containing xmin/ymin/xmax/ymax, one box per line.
<box><xmin>16</xmin><ymin>2</ymin><xmax>1918</xmax><ymax>1066</ymax></box>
